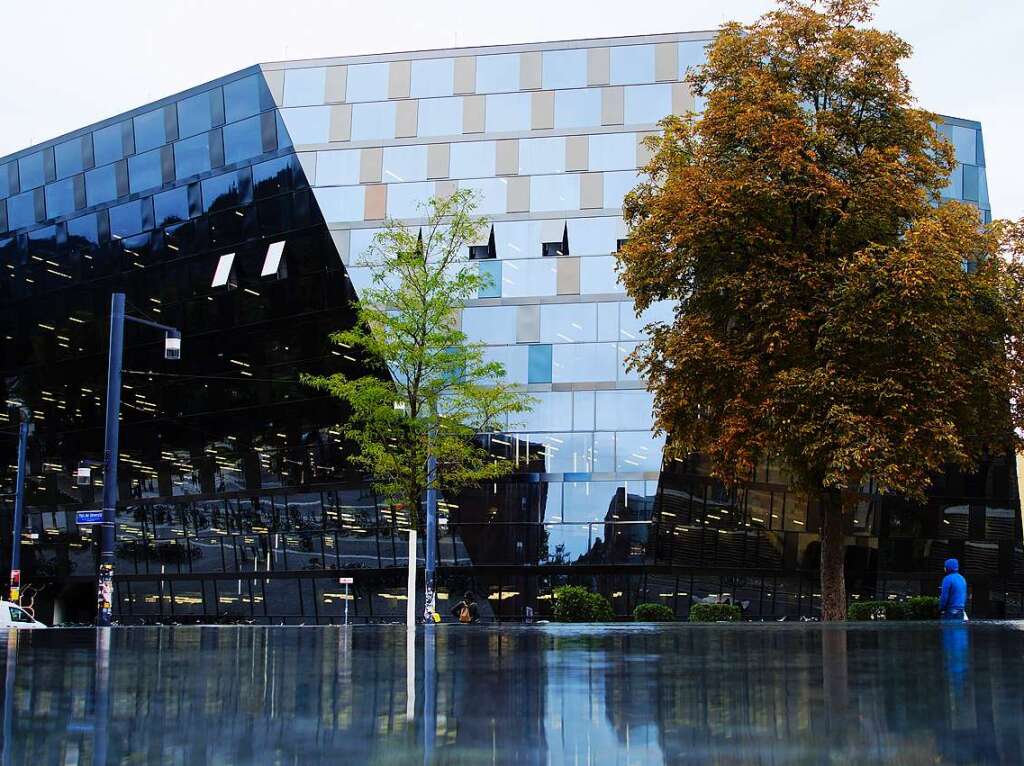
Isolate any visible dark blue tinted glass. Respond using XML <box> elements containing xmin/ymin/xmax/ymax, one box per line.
<box><xmin>224</xmin><ymin>75</ymin><xmax>261</xmax><ymax>123</ymax></box>
<box><xmin>528</xmin><ymin>344</ymin><xmax>552</xmax><ymax>384</ymax></box>
<box><xmin>109</xmin><ymin>199</ymin><xmax>144</xmax><ymax>238</ymax></box>
<box><xmin>44</xmin><ymin>178</ymin><xmax>76</xmax><ymax>218</ymax></box>
<box><xmin>222</xmin><ymin>115</ymin><xmax>263</xmax><ymax>165</ymax></box>
<box><xmin>276</xmin><ymin>113</ymin><xmax>293</xmax><ymax>149</ymax></box>
<box><xmin>153</xmin><ymin>186</ymin><xmax>189</xmax><ymax>227</ymax></box>
<box><xmin>134</xmin><ymin>110</ymin><xmax>166</xmax><ymax>153</ymax></box>
<box><xmin>55</xmin><ymin>138</ymin><xmax>85</xmax><ymax>179</ymax></box>
<box><xmin>93</xmin><ymin>123</ymin><xmax>124</xmax><ymax>166</ymax></box>
<box><xmin>201</xmin><ymin>168</ymin><xmax>251</xmax><ymax>212</ymax></box>
<box><xmin>177</xmin><ymin>90</ymin><xmax>216</xmax><ymax>139</ymax></box>
<box><xmin>128</xmin><ymin>149</ymin><xmax>163</xmax><ymax>193</ymax></box>
<box><xmin>7</xmin><ymin>191</ymin><xmax>38</xmax><ymax>229</ymax></box>
<box><xmin>67</xmin><ymin>213</ymin><xmax>99</xmax><ymax>246</ymax></box>
<box><xmin>962</xmin><ymin>164</ymin><xmax>979</xmax><ymax>202</ymax></box>
<box><xmin>0</xmin><ymin>163</ymin><xmax>9</xmax><ymax>199</ymax></box>
<box><xmin>85</xmin><ymin>164</ymin><xmax>118</xmax><ymax>207</ymax></box>
<box><xmin>174</xmin><ymin>133</ymin><xmax>211</xmax><ymax>178</ymax></box>
<box><xmin>252</xmin><ymin>154</ymin><xmax>300</xmax><ymax>198</ymax></box>
<box><xmin>18</xmin><ymin>152</ymin><xmax>45</xmax><ymax>190</ymax></box>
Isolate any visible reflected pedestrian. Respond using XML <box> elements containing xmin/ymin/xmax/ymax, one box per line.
<box><xmin>939</xmin><ymin>558</ymin><xmax>968</xmax><ymax>620</ymax></box>
<box><xmin>450</xmin><ymin>591</ymin><xmax>479</xmax><ymax>624</ymax></box>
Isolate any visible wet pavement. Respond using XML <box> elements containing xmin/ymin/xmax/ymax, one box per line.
<box><xmin>2</xmin><ymin>621</ymin><xmax>1023</xmax><ymax>764</ymax></box>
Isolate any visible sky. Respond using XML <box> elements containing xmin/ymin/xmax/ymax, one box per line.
<box><xmin>2</xmin><ymin>0</ymin><xmax>1022</xmax><ymax>218</ymax></box>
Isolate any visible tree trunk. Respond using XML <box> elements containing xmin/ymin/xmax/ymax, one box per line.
<box><xmin>819</xmin><ymin>490</ymin><xmax>848</xmax><ymax>621</ymax></box>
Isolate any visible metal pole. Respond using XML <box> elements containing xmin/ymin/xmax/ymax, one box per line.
<box><xmin>344</xmin><ymin>582</ymin><xmax>349</xmax><ymax>626</ymax></box>
<box><xmin>97</xmin><ymin>293</ymin><xmax>125</xmax><ymax>627</ymax></box>
<box><xmin>406</xmin><ymin>529</ymin><xmax>417</xmax><ymax>629</ymax></box>
<box><xmin>8</xmin><ymin>411</ymin><xmax>30</xmax><ymax>603</ymax></box>
<box><xmin>424</xmin><ymin>450</ymin><xmax>437</xmax><ymax>623</ymax></box>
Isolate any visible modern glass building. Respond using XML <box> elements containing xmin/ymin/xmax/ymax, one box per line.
<box><xmin>0</xmin><ymin>33</ymin><xmax>1018</xmax><ymax>623</ymax></box>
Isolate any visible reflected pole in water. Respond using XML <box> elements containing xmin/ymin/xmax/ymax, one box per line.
<box><xmin>8</xmin><ymin>406</ymin><xmax>31</xmax><ymax>604</ymax></box>
<box><xmin>93</xmin><ymin>628</ymin><xmax>111</xmax><ymax>766</ymax></box>
<box><xmin>423</xmin><ymin>628</ymin><xmax>437</xmax><ymax>763</ymax></box>
<box><xmin>0</xmin><ymin>631</ymin><xmax>17</xmax><ymax>766</ymax></box>
<box><xmin>424</xmin><ymin>450</ymin><xmax>437</xmax><ymax>624</ymax></box>
<box><xmin>406</xmin><ymin>624</ymin><xmax>416</xmax><ymax>723</ymax></box>
<box><xmin>821</xmin><ymin>626</ymin><xmax>850</xmax><ymax>735</ymax></box>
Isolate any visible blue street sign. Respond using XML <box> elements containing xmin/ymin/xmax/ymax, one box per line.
<box><xmin>76</xmin><ymin>510</ymin><xmax>104</xmax><ymax>525</ymax></box>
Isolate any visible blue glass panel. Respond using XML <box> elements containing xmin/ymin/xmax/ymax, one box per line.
<box><xmin>201</xmin><ymin>168</ymin><xmax>252</xmax><ymax>213</ymax></box>
<box><xmin>93</xmin><ymin>123</ymin><xmax>124</xmax><ymax>166</ymax></box>
<box><xmin>350</xmin><ymin>103</ymin><xmax>396</xmax><ymax>141</ymax></box>
<box><xmin>979</xmin><ymin>167</ymin><xmax>990</xmax><ymax>210</ymax></box>
<box><xmin>109</xmin><ymin>200</ymin><xmax>144</xmax><ymax>239</ymax></box>
<box><xmin>484</xmin><ymin>93</ymin><xmax>531</xmax><ymax>132</ymax></box>
<box><xmin>253</xmin><ymin>154</ymin><xmax>301</xmax><ymax>198</ymax></box>
<box><xmin>224</xmin><ymin>75</ymin><xmax>261</xmax><ymax>122</ymax></box>
<box><xmin>478</xmin><ymin>260</ymin><xmax>501</xmax><ymax>298</ymax></box>
<box><xmin>417</xmin><ymin>97</ymin><xmax>462</xmax><ymax>137</ymax></box>
<box><xmin>962</xmin><ymin>164</ymin><xmax>979</xmax><ymax>203</ymax></box>
<box><xmin>678</xmin><ymin>40</ymin><xmax>709</xmax><ymax>77</ymax></box>
<box><xmin>528</xmin><ymin>344</ymin><xmax>553</xmax><ymax>384</ymax></box>
<box><xmin>85</xmin><ymin>164</ymin><xmax>118</xmax><ymax>207</ymax></box>
<box><xmin>174</xmin><ymin>133</ymin><xmax>211</xmax><ymax>178</ymax></box>
<box><xmin>44</xmin><ymin>178</ymin><xmax>76</xmax><ymax>218</ymax></box>
<box><xmin>55</xmin><ymin>138</ymin><xmax>85</xmax><ymax>179</ymax></box>
<box><xmin>18</xmin><ymin>153</ymin><xmax>45</xmax><ymax>190</ymax></box>
<box><xmin>623</xmin><ymin>84</ymin><xmax>672</xmax><ymax>124</ymax></box>
<box><xmin>278</xmin><ymin>106</ymin><xmax>331</xmax><ymax>144</ymax></box>
<box><xmin>948</xmin><ymin>125</ymin><xmax>977</xmax><ymax>165</ymax></box>
<box><xmin>542</xmin><ymin>49</ymin><xmax>587</xmax><ymax>90</ymax></box>
<box><xmin>346</xmin><ymin>63</ymin><xmax>389</xmax><ymax>102</ymax></box>
<box><xmin>0</xmin><ymin>164</ymin><xmax>9</xmax><ymax>200</ymax></box>
<box><xmin>133</xmin><ymin>109</ymin><xmax>166</xmax><ymax>153</ymax></box>
<box><xmin>283</xmin><ymin>68</ymin><xmax>326</xmax><ymax>106</ymax></box>
<box><xmin>128</xmin><ymin>148</ymin><xmax>163</xmax><ymax>194</ymax></box>
<box><xmin>67</xmin><ymin>213</ymin><xmax>99</xmax><ymax>247</ymax></box>
<box><xmin>177</xmin><ymin>90</ymin><xmax>216</xmax><ymax>138</ymax></box>
<box><xmin>6</xmin><ymin>191</ymin><xmax>38</xmax><ymax>229</ymax></box>
<box><xmin>553</xmin><ymin>89</ymin><xmax>601</xmax><ymax>129</ymax></box>
<box><xmin>410</xmin><ymin>58</ymin><xmax>454</xmax><ymax>98</ymax></box>
<box><xmin>610</xmin><ymin>45</ymin><xmax>655</xmax><ymax>85</ymax></box>
<box><xmin>222</xmin><ymin>115</ymin><xmax>263</xmax><ymax>165</ymax></box>
<box><xmin>941</xmin><ymin>165</ymin><xmax>963</xmax><ymax>199</ymax></box>
<box><xmin>476</xmin><ymin>54</ymin><xmax>519</xmax><ymax>93</ymax></box>
<box><xmin>153</xmin><ymin>186</ymin><xmax>189</xmax><ymax>227</ymax></box>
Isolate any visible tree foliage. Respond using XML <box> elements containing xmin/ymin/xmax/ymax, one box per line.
<box><xmin>617</xmin><ymin>0</ymin><xmax>1024</xmax><ymax>619</ymax></box>
<box><xmin>304</xmin><ymin>190</ymin><xmax>533</xmax><ymax>524</ymax></box>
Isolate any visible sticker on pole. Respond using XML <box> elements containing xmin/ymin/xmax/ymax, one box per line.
<box><xmin>338</xmin><ymin>577</ymin><xmax>354</xmax><ymax>585</ymax></box>
<box><xmin>76</xmin><ymin>510</ymin><xmax>104</xmax><ymax>525</ymax></box>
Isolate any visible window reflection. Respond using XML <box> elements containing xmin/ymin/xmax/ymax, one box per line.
<box><xmin>316</xmin><ymin>149</ymin><xmax>361</xmax><ymax>186</ymax></box>
<box><xmin>177</xmin><ymin>88</ymin><xmax>221</xmax><ymax>138</ymax></box>
<box><xmin>589</xmin><ymin>133</ymin><xmax>635</xmax><ymax>171</ymax></box>
<box><xmin>18</xmin><ymin>152</ymin><xmax>45</xmax><ymax>190</ymax></box>
<box><xmin>542</xmin><ymin>49</ymin><xmax>587</xmax><ymax>90</ymax></box>
<box><xmin>92</xmin><ymin>122</ymin><xmax>125</xmax><ymax>166</ymax></box>
<box><xmin>153</xmin><ymin>186</ymin><xmax>189</xmax><ymax>227</ymax></box>
<box><xmin>382</xmin><ymin>145</ymin><xmax>428</xmax><ymax>183</ymax></box>
<box><xmin>476</xmin><ymin>53</ymin><xmax>520</xmax><ymax>93</ymax></box>
<box><xmin>6</xmin><ymin>191</ymin><xmax>38</xmax><ymax>229</ymax></box>
<box><xmin>55</xmin><ymin>137</ymin><xmax>86</xmax><ymax>179</ymax></box>
<box><xmin>350</xmin><ymin>102</ymin><xmax>397</xmax><ymax>141</ymax></box>
<box><xmin>580</xmin><ymin>256</ymin><xmax>623</xmax><ymax>294</ymax></box>
<box><xmin>278</xmin><ymin>106</ymin><xmax>331</xmax><ymax>145</ymax></box>
<box><xmin>411</xmin><ymin>58</ymin><xmax>454</xmax><ymax>98</ymax></box>
<box><xmin>313</xmin><ymin>186</ymin><xmax>364</xmax><ymax>223</ymax></box>
<box><xmin>501</xmin><ymin>258</ymin><xmax>557</xmax><ymax>297</ymax></box>
<box><xmin>485</xmin><ymin>93</ymin><xmax>531</xmax><ymax>133</ymax></box>
<box><xmin>224</xmin><ymin>74</ymin><xmax>262</xmax><ymax>122</ymax></box>
<box><xmin>539</xmin><ymin>303</ymin><xmax>597</xmax><ymax>343</ymax></box>
<box><xmin>530</xmin><ymin>174</ymin><xmax>579</xmax><ymax>212</ymax></box>
<box><xmin>44</xmin><ymin>178</ymin><xmax>76</xmax><ymax>219</ymax></box>
<box><xmin>128</xmin><ymin>148</ymin><xmax>163</xmax><ymax>194</ymax></box>
<box><xmin>387</xmin><ymin>182</ymin><xmax>434</xmax><ymax>218</ymax></box>
<box><xmin>450</xmin><ymin>141</ymin><xmax>496</xmax><ymax>179</ymax></box>
<box><xmin>624</xmin><ymin>84</ymin><xmax>672</xmax><ymax>124</ymax></box>
<box><xmin>519</xmin><ymin>137</ymin><xmax>565</xmax><ymax>175</ymax></box>
<box><xmin>346</xmin><ymin>62</ymin><xmax>389</xmax><ymax>102</ymax></box>
<box><xmin>223</xmin><ymin>116</ymin><xmax>264</xmax><ymax>165</ymax></box>
<box><xmin>283</xmin><ymin>68</ymin><xmax>326</xmax><ymax>107</ymax></box>
<box><xmin>553</xmin><ymin>88</ymin><xmax>602</xmax><ymax>129</ymax></box>
<box><xmin>109</xmin><ymin>200</ymin><xmax>144</xmax><ymax>239</ymax></box>
<box><xmin>418</xmin><ymin>97</ymin><xmax>462</xmax><ymax>137</ymax></box>
<box><xmin>174</xmin><ymin>133</ymin><xmax>212</xmax><ymax>178</ymax></box>
<box><xmin>134</xmin><ymin>109</ymin><xmax>166</xmax><ymax>154</ymax></box>
<box><xmin>551</xmin><ymin>342</ymin><xmax>616</xmax><ymax>383</ymax></box>
<box><xmin>610</xmin><ymin>45</ymin><xmax>656</xmax><ymax>85</ymax></box>
<box><xmin>202</xmin><ymin>168</ymin><xmax>252</xmax><ymax>213</ymax></box>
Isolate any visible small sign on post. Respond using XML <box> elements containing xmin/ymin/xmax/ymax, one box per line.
<box><xmin>76</xmin><ymin>510</ymin><xmax>104</xmax><ymax>525</ymax></box>
<box><xmin>338</xmin><ymin>577</ymin><xmax>354</xmax><ymax>625</ymax></box>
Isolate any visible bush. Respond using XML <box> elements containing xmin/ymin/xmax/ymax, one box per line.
<box><xmin>633</xmin><ymin>603</ymin><xmax>675</xmax><ymax>622</ymax></box>
<box><xmin>904</xmin><ymin>596</ymin><xmax>941</xmax><ymax>620</ymax></box>
<box><xmin>552</xmin><ymin>585</ymin><xmax>616</xmax><ymax>622</ymax></box>
<box><xmin>689</xmin><ymin>603</ymin><xmax>742</xmax><ymax>622</ymax></box>
<box><xmin>847</xmin><ymin>600</ymin><xmax>907</xmax><ymax>621</ymax></box>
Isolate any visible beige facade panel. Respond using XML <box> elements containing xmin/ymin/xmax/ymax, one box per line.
<box><xmin>556</xmin><ymin>257</ymin><xmax>581</xmax><ymax>295</ymax></box>
<box><xmin>435</xmin><ymin>179</ymin><xmax>457</xmax><ymax>199</ymax></box>
<box><xmin>506</xmin><ymin>176</ymin><xmax>530</xmax><ymax>213</ymax></box>
<box><xmin>329</xmin><ymin>104</ymin><xmax>353</xmax><ymax>141</ymax></box>
<box><xmin>531</xmin><ymin>91</ymin><xmax>554</xmax><ymax>130</ymax></box>
<box><xmin>325</xmin><ymin>66</ymin><xmax>348</xmax><ymax>103</ymax></box>
<box><xmin>463</xmin><ymin>95</ymin><xmax>485</xmax><ymax>134</ymax></box>
<box><xmin>495</xmin><ymin>139</ymin><xmax>518</xmax><ymax>176</ymax></box>
<box><xmin>454</xmin><ymin>56</ymin><xmax>476</xmax><ymax>94</ymax></box>
<box><xmin>360</xmin><ymin>147</ymin><xmax>383</xmax><ymax>184</ymax></box>
<box><xmin>655</xmin><ymin>42</ymin><xmax>679</xmax><ymax>82</ymax></box>
<box><xmin>263</xmin><ymin>69</ymin><xmax>285</xmax><ymax>104</ymax></box>
<box><xmin>565</xmin><ymin>135</ymin><xmax>588</xmax><ymax>171</ymax></box>
<box><xmin>587</xmin><ymin>47</ymin><xmax>610</xmax><ymax>86</ymax></box>
<box><xmin>364</xmin><ymin>185</ymin><xmax>387</xmax><ymax>220</ymax></box>
<box><xmin>580</xmin><ymin>172</ymin><xmax>604</xmax><ymax>209</ymax></box>
<box><xmin>516</xmin><ymin>305</ymin><xmax>540</xmax><ymax>343</ymax></box>
<box><xmin>636</xmin><ymin>131</ymin><xmax>659</xmax><ymax>168</ymax></box>
<box><xmin>601</xmin><ymin>86</ymin><xmax>624</xmax><ymax>126</ymax></box>
<box><xmin>388</xmin><ymin>60</ymin><xmax>411</xmax><ymax>99</ymax></box>
<box><xmin>520</xmin><ymin>51</ymin><xmax>542</xmax><ymax>90</ymax></box>
<box><xmin>395</xmin><ymin>100</ymin><xmax>418</xmax><ymax>138</ymax></box>
<box><xmin>672</xmin><ymin>82</ymin><xmax>696</xmax><ymax>115</ymax></box>
<box><xmin>427</xmin><ymin>143</ymin><xmax>451</xmax><ymax>179</ymax></box>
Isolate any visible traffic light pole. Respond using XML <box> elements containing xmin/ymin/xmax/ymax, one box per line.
<box><xmin>8</xmin><ymin>408</ymin><xmax>31</xmax><ymax>603</ymax></box>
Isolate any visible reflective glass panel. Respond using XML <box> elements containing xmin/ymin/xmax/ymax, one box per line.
<box><xmin>224</xmin><ymin>75</ymin><xmax>261</xmax><ymax>122</ymax></box>
<box><xmin>449</xmin><ymin>141</ymin><xmax>495</xmax><ymax>179</ymax></box>
<box><xmin>313</xmin><ymin>186</ymin><xmax>365</xmax><ymax>222</ymax></box>
<box><xmin>501</xmin><ymin>258</ymin><xmax>557</xmax><ymax>297</ymax></box>
<box><xmin>528</xmin><ymin>344</ymin><xmax>553</xmax><ymax>384</ymax></box>
<box><xmin>85</xmin><ymin>164</ymin><xmax>118</xmax><ymax>207</ymax></box>
<box><xmin>350</xmin><ymin>102</ymin><xmax>396</xmax><ymax>141</ymax></box>
<box><xmin>589</xmin><ymin>133</ymin><xmax>635</xmax><ymax>171</ymax></box>
<box><xmin>109</xmin><ymin>200</ymin><xmax>144</xmax><ymax>239</ymax></box>
<box><xmin>174</xmin><ymin>133</ymin><xmax>211</xmax><ymax>178</ymax></box>
<box><xmin>580</xmin><ymin>256</ymin><xmax>623</xmax><ymax>294</ymax></box>
<box><xmin>153</xmin><ymin>186</ymin><xmax>189</xmax><ymax>227</ymax></box>
<box><xmin>92</xmin><ymin>123</ymin><xmax>125</xmax><ymax>166</ymax></box>
<box><xmin>610</xmin><ymin>45</ymin><xmax>655</xmax><ymax>85</ymax></box>
<box><xmin>573</xmin><ymin>390</ymin><xmax>595</xmax><ymax>431</ymax></box>
<box><xmin>387</xmin><ymin>182</ymin><xmax>433</xmax><ymax>218</ymax></box>
<box><xmin>222</xmin><ymin>115</ymin><xmax>263</xmax><ymax>165</ymax></box>
<box><xmin>316</xmin><ymin>149</ymin><xmax>361</xmax><ymax>186</ymax></box>
<box><xmin>133</xmin><ymin>109</ymin><xmax>166</xmax><ymax>153</ymax></box>
<box><xmin>462</xmin><ymin>306</ymin><xmax>517</xmax><ymax>344</ymax></box>
<box><xmin>678</xmin><ymin>40</ymin><xmax>709</xmax><ymax>76</ymax></box>
<box><xmin>494</xmin><ymin>220</ymin><xmax>538</xmax><ymax>259</ymax></box>
<box><xmin>346</xmin><ymin>63</ymin><xmax>389</xmax><ymax>102</ymax></box>
<box><xmin>946</xmin><ymin>124</ymin><xmax>977</xmax><ymax>165</ymax></box>
<box><xmin>128</xmin><ymin>148</ymin><xmax>163</xmax><ymax>194</ymax></box>
<box><xmin>552</xmin><ymin>342</ymin><xmax>617</xmax><ymax>383</ymax></box>
<box><xmin>539</xmin><ymin>303</ymin><xmax>597</xmax><ymax>343</ymax></box>
<box><xmin>519</xmin><ymin>137</ymin><xmax>565</xmax><ymax>175</ymax></box>
<box><xmin>482</xmin><ymin>344</ymin><xmax>527</xmax><ymax>383</ymax></box>
<box><xmin>177</xmin><ymin>89</ymin><xmax>217</xmax><ymax>138</ymax></box>
<box><xmin>411</xmin><ymin>58</ymin><xmax>454</xmax><ymax>98</ymax></box>
<box><xmin>6</xmin><ymin>191</ymin><xmax>38</xmax><ymax>229</ymax></box>
<box><xmin>44</xmin><ymin>178</ymin><xmax>76</xmax><ymax>218</ymax></box>
<box><xmin>382</xmin><ymin>145</ymin><xmax>428</xmax><ymax>183</ymax></box>
<box><xmin>485</xmin><ymin>93</ymin><xmax>531</xmax><ymax>133</ymax></box>
<box><xmin>459</xmin><ymin>178</ymin><xmax>507</xmax><ymax>215</ymax></box>
<box><xmin>519</xmin><ymin>391</ymin><xmax>573</xmax><ymax>432</ymax></box>
<box><xmin>942</xmin><ymin>165</ymin><xmax>963</xmax><ymax>199</ymax></box>
<box><xmin>595</xmin><ymin>390</ymin><xmax>654</xmax><ymax>430</ymax></box>
<box><xmin>624</xmin><ymin>84</ymin><xmax>672</xmax><ymax>124</ymax></box>
<box><xmin>67</xmin><ymin>213</ymin><xmax>99</xmax><ymax>247</ymax></box>
<box><xmin>278</xmin><ymin>106</ymin><xmax>331</xmax><ymax>145</ymax></box>
<box><xmin>18</xmin><ymin>153</ymin><xmax>45</xmax><ymax>190</ymax></box>
<box><xmin>616</xmin><ymin>431</ymin><xmax>664</xmax><ymax>472</ymax></box>
<box><xmin>603</xmin><ymin>170</ymin><xmax>641</xmax><ymax>208</ymax></box>
<box><xmin>620</xmin><ymin>299</ymin><xmax>674</xmax><ymax>339</ymax></box>
<box><xmin>542</xmin><ymin>49</ymin><xmax>587</xmax><ymax>90</ymax></box>
<box><xmin>477</xmin><ymin>260</ymin><xmax>501</xmax><ymax>298</ymax></box>
<box><xmin>283</xmin><ymin>68</ymin><xmax>326</xmax><ymax>107</ymax></box>
<box><xmin>566</xmin><ymin>216</ymin><xmax>618</xmax><ymax>255</ymax></box>
<box><xmin>617</xmin><ymin>340</ymin><xmax>642</xmax><ymax>382</ymax></box>
<box><xmin>54</xmin><ymin>138</ymin><xmax>85</xmax><ymax>179</ymax></box>
<box><xmin>476</xmin><ymin>54</ymin><xmax>520</xmax><ymax>93</ymax></box>
<box><xmin>537</xmin><ymin>432</ymin><xmax>595</xmax><ymax>473</ymax></box>
<box><xmin>553</xmin><ymin>88</ymin><xmax>602</xmax><ymax>129</ymax></box>
<box><xmin>530</xmin><ymin>174</ymin><xmax>579</xmax><ymax>212</ymax></box>
<box><xmin>201</xmin><ymin>168</ymin><xmax>252</xmax><ymax>213</ymax></box>
<box><xmin>563</xmin><ymin>482</ymin><xmax>624</xmax><ymax>522</ymax></box>
<box><xmin>418</xmin><ymin>97</ymin><xmax>462</xmax><ymax>137</ymax></box>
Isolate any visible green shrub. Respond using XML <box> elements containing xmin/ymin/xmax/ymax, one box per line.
<box><xmin>552</xmin><ymin>586</ymin><xmax>616</xmax><ymax>622</ymax></box>
<box><xmin>904</xmin><ymin>596</ymin><xmax>941</xmax><ymax>620</ymax></box>
<box><xmin>847</xmin><ymin>600</ymin><xmax>907</xmax><ymax>621</ymax></box>
<box><xmin>633</xmin><ymin>603</ymin><xmax>675</xmax><ymax>622</ymax></box>
<box><xmin>688</xmin><ymin>603</ymin><xmax>742</xmax><ymax>622</ymax></box>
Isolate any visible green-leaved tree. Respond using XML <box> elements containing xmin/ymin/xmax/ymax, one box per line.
<box><xmin>304</xmin><ymin>190</ymin><xmax>533</xmax><ymax>526</ymax></box>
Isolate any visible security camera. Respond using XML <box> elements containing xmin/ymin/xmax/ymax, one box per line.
<box><xmin>165</xmin><ymin>333</ymin><xmax>182</xmax><ymax>361</ymax></box>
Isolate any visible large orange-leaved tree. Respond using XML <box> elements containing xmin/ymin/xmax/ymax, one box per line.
<box><xmin>617</xmin><ymin>0</ymin><xmax>1024</xmax><ymax>620</ymax></box>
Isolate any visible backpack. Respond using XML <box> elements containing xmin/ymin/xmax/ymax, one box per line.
<box><xmin>459</xmin><ymin>604</ymin><xmax>472</xmax><ymax>624</ymax></box>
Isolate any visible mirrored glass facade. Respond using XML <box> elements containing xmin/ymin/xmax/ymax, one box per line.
<box><xmin>0</xmin><ymin>34</ymin><xmax>1015</xmax><ymax>625</ymax></box>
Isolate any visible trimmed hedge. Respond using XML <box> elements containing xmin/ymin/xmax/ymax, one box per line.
<box><xmin>552</xmin><ymin>586</ymin><xmax>616</xmax><ymax>623</ymax></box>
<box><xmin>633</xmin><ymin>603</ymin><xmax>675</xmax><ymax>622</ymax></box>
<box><xmin>689</xmin><ymin>603</ymin><xmax>742</xmax><ymax>622</ymax></box>
<box><xmin>847</xmin><ymin>597</ymin><xmax>940</xmax><ymax>621</ymax></box>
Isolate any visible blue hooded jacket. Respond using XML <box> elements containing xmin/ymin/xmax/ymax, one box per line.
<box><xmin>940</xmin><ymin>558</ymin><xmax>967</xmax><ymax>612</ymax></box>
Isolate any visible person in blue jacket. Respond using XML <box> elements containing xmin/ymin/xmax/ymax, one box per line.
<box><xmin>939</xmin><ymin>558</ymin><xmax>968</xmax><ymax>620</ymax></box>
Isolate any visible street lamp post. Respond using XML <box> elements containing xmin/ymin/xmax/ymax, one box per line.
<box><xmin>96</xmin><ymin>292</ymin><xmax>181</xmax><ymax>627</ymax></box>
<box><xmin>8</xmin><ymin>405</ymin><xmax>31</xmax><ymax>604</ymax></box>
